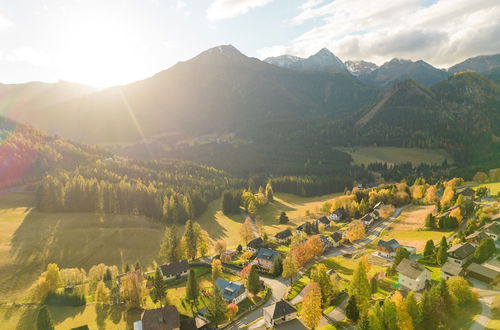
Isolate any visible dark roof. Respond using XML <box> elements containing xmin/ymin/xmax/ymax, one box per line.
<box><xmin>275</xmin><ymin>229</ymin><xmax>292</xmax><ymax>239</ymax></box>
<box><xmin>215</xmin><ymin>278</ymin><xmax>246</xmax><ymax>302</ymax></box>
<box><xmin>332</xmin><ymin>208</ymin><xmax>346</xmax><ymax>217</ymax></box>
<box><xmin>482</xmin><ymin>222</ymin><xmax>500</xmax><ymax>235</ymax></box>
<box><xmin>160</xmin><ymin>260</ymin><xmax>189</xmax><ymax>277</ymax></box>
<box><xmin>247</xmin><ymin>237</ymin><xmax>263</xmax><ymax>249</ymax></box>
<box><xmin>465</xmin><ymin>231</ymin><xmax>489</xmax><ymax>241</ymax></box>
<box><xmin>466</xmin><ymin>263</ymin><xmax>500</xmax><ymax>280</ymax></box>
<box><xmin>256</xmin><ymin>248</ymin><xmax>279</xmax><ymax>262</ymax></box>
<box><xmin>180</xmin><ymin>318</ymin><xmax>197</xmax><ymax>330</ymax></box>
<box><xmin>377</xmin><ymin>239</ymin><xmax>400</xmax><ymax>252</ymax></box>
<box><xmin>141</xmin><ymin>306</ymin><xmax>180</xmax><ymax>330</ymax></box>
<box><xmin>296</xmin><ymin>223</ymin><xmax>305</xmax><ymax>231</ymax></box>
<box><xmin>442</xmin><ymin>261</ymin><xmax>463</xmax><ymax>276</ymax></box>
<box><xmin>330</xmin><ymin>231</ymin><xmax>343</xmax><ymax>242</ymax></box>
<box><xmin>396</xmin><ymin>259</ymin><xmax>428</xmax><ymax>280</ymax></box>
<box><xmin>360</xmin><ymin>213</ymin><xmax>374</xmax><ymax>222</ymax></box>
<box><xmin>317</xmin><ymin>216</ymin><xmax>330</xmax><ymax>225</ymax></box>
<box><xmin>457</xmin><ymin>187</ymin><xmax>475</xmax><ymax>196</ymax></box>
<box><xmin>264</xmin><ymin>300</ymin><xmax>297</xmax><ymax>319</ymax></box>
<box><xmin>447</xmin><ymin>243</ymin><xmax>476</xmax><ymax>260</ymax></box>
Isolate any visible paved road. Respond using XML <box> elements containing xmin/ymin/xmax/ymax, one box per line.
<box><xmin>468</xmin><ymin>278</ymin><xmax>497</xmax><ymax>330</ymax></box>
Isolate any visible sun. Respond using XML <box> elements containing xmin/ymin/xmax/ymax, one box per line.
<box><xmin>57</xmin><ymin>15</ymin><xmax>148</xmax><ymax>87</ymax></box>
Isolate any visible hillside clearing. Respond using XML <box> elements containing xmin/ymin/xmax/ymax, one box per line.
<box><xmin>473</xmin><ymin>181</ymin><xmax>500</xmax><ymax>195</ymax></box>
<box><xmin>336</xmin><ymin>146</ymin><xmax>452</xmax><ymax>165</ymax></box>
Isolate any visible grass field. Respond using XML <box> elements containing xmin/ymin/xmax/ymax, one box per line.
<box><xmin>473</xmin><ymin>181</ymin><xmax>500</xmax><ymax>195</ymax></box>
<box><xmin>336</xmin><ymin>146</ymin><xmax>452</xmax><ymax>165</ymax></box>
<box><xmin>375</xmin><ymin>205</ymin><xmax>453</xmax><ymax>252</ymax></box>
<box><xmin>0</xmin><ymin>191</ymin><xmax>165</xmax><ymax>302</ymax></box>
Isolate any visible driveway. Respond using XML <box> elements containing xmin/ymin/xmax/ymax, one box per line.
<box><xmin>468</xmin><ymin>278</ymin><xmax>498</xmax><ymax>330</ymax></box>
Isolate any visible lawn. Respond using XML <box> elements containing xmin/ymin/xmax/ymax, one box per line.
<box><xmin>0</xmin><ymin>303</ymin><xmax>141</xmax><ymax>330</ymax></box>
<box><xmin>0</xmin><ymin>191</ymin><xmax>165</xmax><ymax>303</ymax></box>
<box><xmin>335</xmin><ymin>146</ymin><xmax>452</xmax><ymax>166</ymax></box>
<box><xmin>473</xmin><ymin>181</ymin><xmax>500</xmax><ymax>195</ymax></box>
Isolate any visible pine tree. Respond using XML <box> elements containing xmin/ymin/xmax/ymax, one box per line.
<box><xmin>247</xmin><ymin>266</ymin><xmax>260</xmax><ymax>295</ymax></box>
<box><xmin>346</xmin><ymin>295</ymin><xmax>360</xmax><ymax>322</ymax></box>
<box><xmin>184</xmin><ymin>220</ymin><xmax>198</xmax><ymax>260</ymax></box>
<box><xmin>265</xmin><ymin>183</ymin><xmax>274</xmax><ymax>202</ymax></box>
<box><xmin>311</xmin><ymin>264</ymin><xmax>335</xmax><ymax>306</ymax></box>
<box><xmin>36</xmin><ymin>305</ymin><xmax>54</xmax><ymax>330</ymax></box>
<box><xmin>370</xmin><ymin>276</ymin><xmax>378</xmax><ymax>293</ymax></box>
<box><xmin>357</xmin><ymin>312</ymin><xmax>370</xmax><ymax>330</ymax></box>
<box><xmin>436</xmin><ymin>236</ymin><xmax>448</xmax><ymax>265</ymax></box>
<box><xmin>348</xmin><ymin>261</ymin><xmax>371</xmax><ymax>310</ymax></box>
<box><xmin>159</xmin><ymin>226</ymin><xmax>180</xmax><ymax>263</ymax></box>
<box><xmin>423</xmin><ymin>239</ymin><xmax>435</xmax><ymax>257</ymax></box>
<box><xmin>382</xmin><ymin>298</ymin><xmax>398</xmax><ymax>330</ymax></box>
<box><xmin>368</xmin><ymin>303</ymin><xmax>384</xmax><ymax>330</ymax></box>
<box><xmin>279</xmin><ymin>211</ymin><xmax>289</xmax><ymax>224</ymax></box>
<box><xmin>150</xmin><ymin>268</ymin><xmax>167</xmax><ymax>306</ymax></box>
<box><xmin>205</xmin><ymin>286</ymin><xmax>227</xmax><ymax>326</ymax></box>
<box><xmin>185</xmin><ymin>269</ymin><xmax>199</xmax><ymax>303</ymax></box>
<box><xmin>420</xmin><ymin>289</ymin><xmax>436</xmax><ymax>329</ymax></box>
<box><xmin>271</xmin><ymin>257</ymin><xmax>283</xmax><ymax>277</ymax></box>
<box><xmin>405</xmin><ymin>291</ymin><xmax>421</xmax><ymax>328</ymax></box>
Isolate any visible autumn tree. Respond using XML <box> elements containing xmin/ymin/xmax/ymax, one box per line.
<box><xmin>240</xmin><ymin>217</ymin><xmax>255</xmax><ymax>244</ymax></box>
<box><xmin>379</xmin><ymin>204</ymin><xmax>395</xmax><ymax>218</ymax></box>
<box><xmin>424</xmin><ymin>185</ymin><xmax>439</xmax><ymax>204</ymax></box>
<box><xmin>227</xmin><ymin>303</ymin><xmax>239</xmax><ymax>320</ymax></box>
<box><xmin>282</xmin><ymin>256</ymin><xmax>297</xmax><ymax>285</ymax></box>
<box><xmin>449</xmin><ymin>207</ymin><xmax>463</xmax><ymax>223</ymax></box>
<box><xmin>36</xmin><ymin>305</ymin><xmax>54</xmax><ymax>330</ymax></box>
<box><xmin>346</xmin><ymin>220</ymin><xmax>365</xmax><ymax>242</ymax></box>
<box><xmin>45</xmin><ymin>263</ymin><xmax>62</xmax><ymax>292</ymax></box>
<box><xmin>120</xmin><ymin>272</ymin><xmax>148</xmax><ymax>309</ymax></box>
<box><xmin>214</xmin><ymin>240</ymin><xmax>227</xmax><ymax>255</ymax></box>
<box><xmin>150</xmin><ymin>268</ymin><xmax>167</xmax><ymax>306</ymax></box>
<box><xmin>392</xmin><ymin>291</ymin><xmax>413</xmax><ymax>330</ymax></box>
<box><xmin>211</xmin><ymin>258</ymin><xmax>223</xmax><ymax>280</ymax></box>
<box><xmin>473</xmin><ymin>171</ymin><xmax>488</xmax><ymax>183</ymax></box>
<box><xmin>311</xmin><ymin>264</ymin><xmax>335</xmax><ymax>306</ymax></box>
<box><xmin>348</xmin><ymin>261</ymin><xmax>371</xmax><ymax>311</ymax></box>
<box><xmin>301</xmin><ymin>282</ymin><xmax>323</xmax><ymax>329</ymax></box>
<box><xmin>95</xmin><ymin>281</ymin><xmax>110</xmax><ymax>304</ymax></box>
<box><xmin>447</xmin><ymin>276</ymin><xmax>477</xmax><ymax>308</ymax></box>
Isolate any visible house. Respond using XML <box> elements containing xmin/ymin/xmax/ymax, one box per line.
<box><xmin>317</xmin><ymin>216</ymin><xmax>331</xmax><ymax>228</ymax></box>
<box><xmin>255</xmin><ymin>248</ymin><xmax>280</xmax><ymax>271</ymax></box>
<box><xmin>396</xmin><ymin>259</ymin><xmax>431</xmax><ymax>291</ymax></box>
<box><xmin>263</xmin><ymin>300</ymin><xmax>298</xmax><ymax>327</ymax></box>
<box><xmin>160</xmin><ymin>260</ymin><xmax>189</xmax><ymax>280</ymax></box>
<box><xmin>361</xmin><ymin>213</ymin><xmax>375</xmax><ymax>227</ymax></box>
<box><xmin>215</xmin><ymin>278</ymin><xmax>248</xmax><ymax>304</ymax></box>
<box><xmin>295</xmin><ymin>223</ymin><xmax>306</xmax><ymax>235</ymax></box>
<box><xmin>329</xmin><ymin>208</ymin><xmax>347</xmax><ymax>222</ymax></box>
<box><xmin>457</xmin><ymin>187</ymin><xmax>475</xmax><ymax>200</ymax></box>
<box><xmin>373</xmin><ymin>201</ymin><xmax>383</xmax><ymax>210</ymax></box>
<box><xmin>465</xmin><ymin>231</ymin><xmax>490</xmax><ymax>244</ymax></box>
<box><xmin>275</xmin><ymin>229</ymin><xmax>292</xmax><ymax>243</ymax></box>
<box><xmin>246</xmin><ymin>237</ymin><xmax>263</xmax><ymax>254</ymax></box>
<box><xmin>377</xmin><ymin>239</ymin><xmax>401</xmax><ymax>258</ymax></box>
<box><xmin>319</xmin><ymin>235</ymin><xmax>331</xmax><ymax>250</ymax></box>
<box><xmin>401</xmin><ymin>245</ymin><xmax>417</xmax><ymax>255</ymax></box>
<box><xmin>133</xmin><ymin>305</ymin><xmax>202</xmax><ymax>330</ymax></box>
<box><xmin>481</xmin><ymin>222</ymin><xmax>500</xmax><ymax>241</ymax></box>
<box><xmin>447</xmin><ymin>243</ymin><xmax>476</xmax><ymax>267</ymax></box>
<box><xmin>329</xmin><ymin>231</ymin><xmax>343</xmax><ymax>248</ymax></box>
<box><xmin>441</xmin><ymin>261</ymin><xmax>465</xmax><ymax>280</ymax></box>
<box><xmin>466</xmin><ymin>263</ymin><xmax>500</xmax><ymax>284</ymax></box>
<box><xmin>327</xmin><ymin>268</ymin><xmax>339</xmax><ymax>280</ymax></box>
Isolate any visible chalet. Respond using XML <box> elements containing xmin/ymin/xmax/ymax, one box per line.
<box><xmin>396</xmin><ymin>259</ymin><xmax>431</xmax><ymax>291</ymax></box>
<box><xmin>441</xmin><ymin>261</ymin><xmax>465</xmax><ymax>280</ymax></box>
<box><xmin>133</xmin><ymin>305</ymin><xmax>204</xmax><ymax>330</ymax></box>
<box><xmin>466</xmin><ymin>263</ymin><xmax>500</xmax><ymax>284</ymax></box>
<box><xmin>377</xmin><ymin>239</ymin><xmax>401</xmax><ymax>258</ymax></box>
<box><xmin>329</xmin><ymin>231</ymin><xmax>343</xmax><ymax>248</ymax></box>
<box><xmin>329</xmin><ymin>208</ymin><xmax>347</xmax><ymax>222</ymax></box>
<box><xmin>275</xmin><ymin>229</ymin><xmax>292</xmax><ymax>243</ymax></box>
<box><xmin>481</xmin><ymin>222</ymin><xmax>500</xmax><ymax>241</ymax></box>
<box><xmin>465</xmin><ymin>231</ymin><xmax>489</xmax><ymax>244</ymax></box>
<box><xmin>295</xmin><ymin>223</ymin><xmax>306</xmax><ymax>235</ymax></box>
<box><xmin>255</xmin><ymin>248</ymin><xmax>280</xmax><ymax>271</ymax></box>
<box><xmin>447</xmin><ymin>243</ymin><xmax>476</xmax><ymax>267</ymax></box>
<box><xmin>361</xmin><ymin>213</ymin><xmax>376</xmax><ymax>227</ymax></box>
<box><xmin>215</xmin><ymin>278</ymin><xmax>248</xmax><ymax>304</ymax></box>
<box><xmin>401</xmin><ymin>245</ymin><xmax>417</xmax><ymax>255</ymax></box>
<box><xmin>317</xmin><ymin>216</ymin><xmax>331</xmax><ymax>228</ymax></box>
<box><xmin>319</xmin><ymin>235</ymin><xmax>331</xmax><ymax>250</ymax></box>
<box><xmin>246</xmin><ymin>237</ymin><xmax>263</xmax><ymax>254</ymax></box>
<box><xmin>263</xmin><ymin>300</ymin><xmax>298</xmax><ymax>327</ymax></box>
<box><xmin>160</xmin><ymin>260</ymin><xmax>189</xmax><ymax>280</ymax></box>
<box><xmin>456</xmin><ymin>187</ymin><xmax>475</xmax><ymax>200</ymax></box>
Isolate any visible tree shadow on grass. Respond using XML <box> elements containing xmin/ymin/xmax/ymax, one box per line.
<box><xmin>15</xmin><ymin>306</ymin><xmax>37</xmax><ymax>330</ymax></box>
<box><xmin>322</xmin><ymin>259</ymin><xmax>354</xmax><ymax>277</ymax></box>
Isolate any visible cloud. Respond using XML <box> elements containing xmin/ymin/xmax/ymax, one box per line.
<box><xmin>5</xmin><ymin>47</ymin><xmax>51</xmax><ymax>67</ymax></box>
<box><xmin>207</xmin><ymin>0</ymin><xmax>273</xmax><ymax>21</ymax></box>
<box><xmin>0</xmin><ymin>13</ymin><xmax>12</xmax><ymax>30</ymax></box>
<box><xmin>258</xmin><ymin>0</ymin><xmax>500</xmax><ymax>67</ymax></box>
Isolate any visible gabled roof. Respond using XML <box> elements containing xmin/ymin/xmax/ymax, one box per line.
<box><xmin>457</xmin><ymin>187</ymin><xmax>475</xmax><ymax>196</ymax></box>
<box><xmin>332</xmin><ymin>208</ymin><xmax>346</xmax><ymax>217</ymax></box>
<box><xmin>319</xmin><ymin>235</ymin><xmax>330</xmax><ymax>246</ymax></box>
<box><xmin>360</xmin><ymin>213</ymin><xmax>374</xmax><ymax>222</ymax></box>
<box><xmin>396</xmin><ymin>259</ymin><xmax>429</xmax><ymax>280</ymax></box>
<box><xmin>466</xmin><ymin>263</ymin><xmax>500</xmax><ymax>280</ymax></box>
<box><xmin>447</xmin><ymin>243</ymin><xmax>476</xmax><ymax>260</ymax></box>
<box><xmin>256</xmin><ymin>248</ymin><xmax>279</xmax><ymax>262</ymax></box>
<box><xmin>141</xmin><ymin>306</ymin><xmax>180</xmax><ymax>330</ymax></box>
<box><xmin>160</xmin><ymin>260</ymin><xmax>189</xmax><ymax>277</ymax></box>
<box><xmin>317</xmin><ymin>216</ymin><xmax>330</xmax><ymax>225</ymax></box>
<box><xmin>465</xmin><ymin>231</ymin><xmax>489</xmax><ymax>241</ymax></box>
<box><xmin>377</xmin><ymin>239</ymin><xmax>400</xmax><ymax>252</ymax></box>
<box><xmin>373</xmin><ymin>202</ymin><xmax>383</xmax><ymax>210</ymax></box>
<box><xmin>215</xmin><ymin>278</ymin><xmax>246</xmax><ymax>302</ymax></box>
<box><xmin>264</xmin><ymin>300</ymin><xmax>297</xmax><ymax>319</ymax></box>
<box><xmin>296</xmin><ymin>223</ymin><xmax>306</xmax><ymax>231</ymax></box>
<box><xmin>330</xmin><ymin>231</ymin><xmax>343</xmax><ymax>242</ymax></box>
<box><xmin>247</xmin><ymin>237</ymin><xmax>263</xmax><ymax>249</ymax></box>
<box><xmin>482</xmin><ymin>222</ymin><xmax>500</xmax><ymax>235</ymax></box>
<box><xmin>275</xmin><ymin>229</ymin><xmax>292</xmax><ymax>239</ymax></box>
<box><xmin>442</xmin><ymin>261</ymin><xmax>463</xmax><ymax>276</ymax></box>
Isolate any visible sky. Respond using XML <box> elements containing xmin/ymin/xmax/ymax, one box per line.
<box><xmin>0</xmin><ymin>0</ymin><xmax>499</xmax><ymax>87</ymax></box>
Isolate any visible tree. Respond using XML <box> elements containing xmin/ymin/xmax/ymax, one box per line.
<box><xmin>393</xmin><ymin>247</ymin><xmax>410</xmax><ymax>268</ymax></box>
<box><xmin>196</xmin><ymin>227</ymin><xmax>210</xmax><ymax>257</ymax></box>
<box><xmin>120</xmin><ymin>272</ymin><xmax>148</xmax><ymax>309</ymax></box>
<box><xmin>425</xmin><ymin>186</ymin><xmax>439</xmax><ymax>204</ymax></box>
<box><xmin>450</xmin><ymin>207</ymin><xmax>463</xmax><ymax>223</ymax></box>
<box><xmin>348</xmin><ymin>261</ymin><xmax>371</xmax><ymax>311</ymax></box>
<box><xmin>271</xmin><ymin>257</ymin><xmax>283</xmax><ymax>277</ymax></box>
<box><xmin>214</xmin><ymin>240</ymin><xmax>227</xmax><ymax>255</ymax></box>
<box><xmin>240</xmin><ymin>217</ymin><xmax>254</xmax><ymax>244</ymax></box>
<box><xmin>382</xmin><ymin>298</ymin><xmax>398</xmax><ymax>330</ymax></box>
<box><xmin>447</xmin><ymin>276</ymin><xmax>477</xmax><ymax>307</ymax></box>
<box><xmin>311</xmin><ymin>264</ymin><xmax>335</xmax><ymax>306</ymax></box>
<box><xmin>211</xmin><ymin>258</ymin><xmax>223</xmax><ymax>281</ymax></box>
<box><xmin>265</xmin><ymin>183</ymin><xmax>274</xmax><ymax>202</ymax></box>
<box><xmin>346</xmin><ymin>295</ymin><xmax>360</xmax><ymax>322</ymax></box>
<box><xmin>379</xmin><ymin>204</ymin><xmax>395</xmax><ymax>218</ymax></box>
<box><xmin>150</xmin><ymin>268</ymin><xmax>167</xmax><ymax>306</ymax></box>
<box><xmin>227</xmin><ymin>303</ymin><xmax>239</xmax><ymax>320</ymax></box>
<box><xmin>436</xmin><ymin>236</ymin><xmax>448</xmax><ymax>265</ymax></box>
<box><xmin>357</xmin><ymin>312</ymin><xmax>370</xmax><ymax>330</ymax></box>
<box><xmin>473</xmin><ymin>171</ymin><xmax>488</xmax><ymax>183</ymax></box>
<box><xmin>185</xmin><ymin>269</ymin><xmax>199</xmax><ymax>303</ymax></box>
<box><xmin>236</xmin><ymin>244</ymin><xmax>243</xmax><ymax>253</ymax></box>
<box><xmin>405</xmin><ymin>291</ymin><xmax>420</xmax><ymax>328</ymax></box>
<box><xmin>476</xmin><ymin>187</ymin><xmax>489</xmax><ymax>198</ymax></box>
<box><xmin>45</xmin><ymin>263</ymin><xmax>62</xmax><ymax>292</ymax></box>
<box><xmin>474</xmin><ymin>238</ymin><xmax>496</xmax><ymax>263</ymax></box>
<box><xmin>392</xmin><ymin>291</ymin><xmax>413</xmax><ymax>330</ymax></box>
<box><xmin>423</xmin><ymin>239</ymin><xmax>435</xmax><ymax>257</ymax></box>
<box><xmin>421</xmin><ymin>289</ymin><xmax>437</xmax><ymax>329</ymax></box>
<box><xmin>95</xmin><ymin>281</ymin><xmax>110</xmax><ymax>304</ymax></box>
<box><xmin>307</xmin><ymin>235</ymin><xmax>325</xmax><ymax>258</ymax></box>
<box><xmin>346</xmin><ymin>220</ymin><xmax>365</xmax><ymax>242</ymax></box>
<box><xmin>279</xmin><ymin>211</ymin><xmax>289</xmax><ymax>224</ymax></box>
<box><xmin>247</xmin><ymin>266</ymin><xmax>260</xmax><ymax>295</ymax></box>
<box><xmin>184</xmin><ymin>220</ymin><xmax>198</xmax><ymax>260</ymax></box>
<box><xmin>301</xmin><ymin>282</ymin><xmax>322</xmax><ymax>329</ymax></box>
<box><xmin>425</xmin><ymin>213</ymin><xmax>436</xmax><ymax>228</ymax></box>
<box><xmin>36</xmin><ymin>305</ymin><xmax>54</xmax><ymax>330</ymax></box>
<box><xmin>368</xmin><ymin>303</ymin><xmax>384</xmax><ymax>330</ymax></box>
<box><xmin>205</xmin><ymin>286</ymin><xmax>227</xmax><ymax>326</ymax></box>
<box><xmin>282</xmin><ymin>256</ymin><xmax>297</xmax><ymax>285</ymax></box>
<box><xmin>370</xmin><ymin>276</ymin><xmax>378</xmax><ymax>293</ymax></box>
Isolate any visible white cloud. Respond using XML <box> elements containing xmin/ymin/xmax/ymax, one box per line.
<box><xmin>5</xmin><ymin>47</ymin><xmax>51</xmax><ymax>67</ymax></box>
<box><xmin>258</xmin><ymin>0</ymin><xmax>500</xmax><ymax>67</ymax></box>
<box><xmin>0</xmin><ymin>13</ymin><xmax>12</xmax><ymax>30</ymax></box>
<box><xmin>207</xmin><ymin>0</ymin><xmax>273</xmax><ymax>21</ymax></box>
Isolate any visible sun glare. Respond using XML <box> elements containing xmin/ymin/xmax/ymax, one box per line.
<box><xmin>57</xmin><ymin>15</ymin><xmax>148</xmax><ymax>87</ymax></box>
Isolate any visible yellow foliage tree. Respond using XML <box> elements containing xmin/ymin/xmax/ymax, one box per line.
<box><xmin>240</xmin><ymin>217</ymin><xmax>254</xmax><ymax>244</ymax></box>
<box><xmin>449</xmin><ymin>207</ymin><xmax>463</xmax><ymax>223</ymax></box>
<box><xmin>213</xmin><ymin>240</ymin><xmax>227</xmax><ymax>254</ymax></box>
<box><xmin>301</xmin><ymin>282</ymin><xmax>323</xmax><ymax>329</ymax></box>
<box><xmin>346</xmin><ymin>220</ymin><xmax>365</xmax><ymax>242</ymax></box>
<box><xmin>120</xmin><ymin>272</ymin><xmax>148</xmax><ymax>309</ymax></box>
<box><xmin>410</xmin><ymin>185</ymin><xmax>426</xmax><ymax>200</ymax></box>
<box><xmin>211</xmin><ymin>258</ymin><xmax>223</xmax><ymax>280</ymax></box>
<box><xmin>473</xmin><ymin>172</ymin><xmax>488</xmax><ymax>183</ymax></box>
<box><xmin>440</xmin><ymin>187</ymin><xmax>455</xmax><ymax>207</ymax></box>
<box><xmin>392</xmin><ymin>291</ymin><xmax>414</xmax><ymax>330</ymax></box>
<box><xmin>424</xmin><ymin>186</ymin><xmax>439</xmax><ymax>204</ymax></box>
<box><xmin>379</xmin><ymin>204</ymin><xmax>395</xmax><ymax>218</ymax></box>
<box><xmin>95</xmin><ymin>281</ymin><xmax>110</xmax><ymax>304</ymax></box>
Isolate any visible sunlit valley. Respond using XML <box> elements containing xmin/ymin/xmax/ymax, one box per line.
<box><xmin>0</xmin><ymin>1</ymin><xmax>499</xmax><ymax>330</ymax></box>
